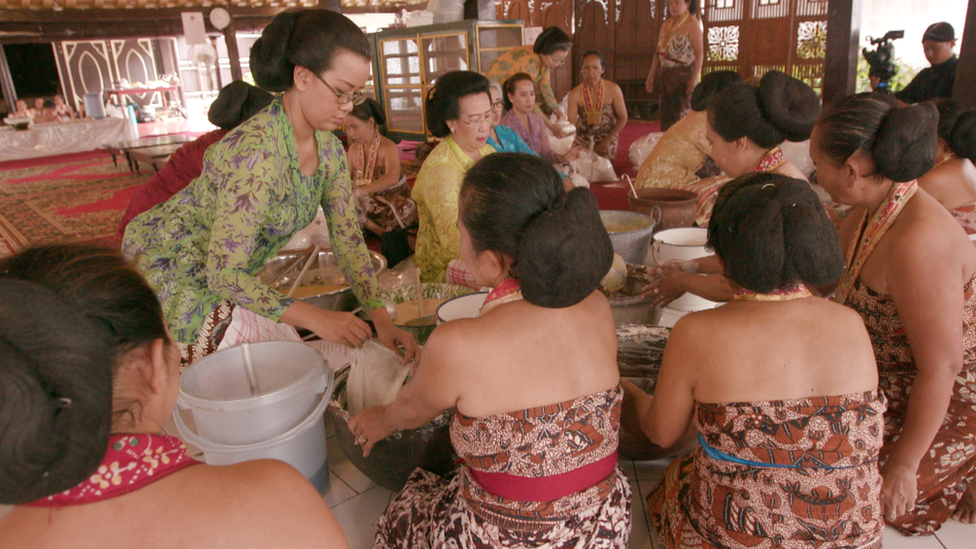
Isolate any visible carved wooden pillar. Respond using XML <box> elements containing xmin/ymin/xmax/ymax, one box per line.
<box><xmin>223</xmin><ymin>25</ymin><xmax>243</xmax><ymax>83</ymax></box>
<box><xmin>0</xmin><ymin>46</ymin><xmax>17</xmax><ymax>112</ymax></box>
<box><xmin>822</xmin><ymin>0</ymin><xmax>861</xmax><ymax>106</ymax></box>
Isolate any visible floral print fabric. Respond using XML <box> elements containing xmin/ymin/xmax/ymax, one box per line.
<box><xmin>484</xmin><ymin>45</ymin><xmax>560</xmax><ymax>116</ymax></box>
<box><xmin>648</xmin><ymin>392</ymin><xmax>886</xmax><ymax>549</ymax></box>
<box><xmin>951</xmin><ymin>202</ymin><xmax>976</xmax><ymax>235</ymax></box>
<box><xmin>122</xmin><ymin>98</ymin><xmax>382</xmax><ymax>345</ymax></box>
<box><xmin>374</xmin><ymin>387</ymin><xmax>631</xmax><ymax>548</ymax></box>
<box><xmin>499</xmin><ymin>110</ymin><xmax>560</xmax><ymax>163</ymax></box>
<box><xmin>846</xmin><ymin>274</ymin><xmax>976</xmax><ymax>535</ymax></box>
<box><xmin>26</xmin><ymin>434</ymin><xmax>198</xmax><ymax>507</ymax></box>
<box><xmin>411</xmin><ymin>135</ymin><xmax>494</xmax><ymax>282</ymax></box>
<box><xmin>635</xmin><ymin>110</ymin><xmax>711</xmax><ymax>191</ymax></box>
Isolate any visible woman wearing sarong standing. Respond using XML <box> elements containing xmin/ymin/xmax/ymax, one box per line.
<box><xmin>645</xmin><ymin>0</ymin><xmax>703</xmax><ymax>131</ymax></box>
<box><xmin>917</xmin><ymin>99</ymin><xmax>976</xmax><ymax>234</ymax></box>
<box><xmin>567</xmin><ymin>51</ymin><xmax>628</xmax><ymax>161</ymax></box>
<box><xmin>812</xmin><ymin>93</ymin><xmax>976</xmax><ymax>533</ymax></box>
<box><xmin>122</xmin><ymin>9</ymin><xmax>416</xmax><ymax>367</ymax></box>
<box><xmin>630</xmin><ymin>173</ymin><xmax>885</xmax><ymax>549</ymax></box>
<box><xmin>350</xmin><ymin>153</ymin><xmax>631</xmax><ymax>548</ymax></box>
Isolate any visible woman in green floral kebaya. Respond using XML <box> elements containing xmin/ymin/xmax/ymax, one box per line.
<box><xmin>123</xmin><ymin>9</ymin><xmax>417</xmax><ymax>367</ymax></box>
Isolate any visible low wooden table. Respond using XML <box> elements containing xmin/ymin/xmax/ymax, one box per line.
<box><xmin>128</xmin><ymin>144</ymin><xmax>184</xmax><ymax>173</ymax></box>
<box><xmin>104</xmin><ymin>134</ymin><xmax>193</xmax><ymax>172</ymax></box>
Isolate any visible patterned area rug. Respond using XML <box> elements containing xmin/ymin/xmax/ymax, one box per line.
<box><xmin>0</xmin><ymin>152</ymin><xmax>148</xmax><ymax>258</ymax></box>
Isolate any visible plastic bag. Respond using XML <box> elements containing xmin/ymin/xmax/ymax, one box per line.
<box><xmin>548</xmin><ymin>120</ymin><xmax>577</xmax><ymax>156</ymax></box>
<box><xmin>282</xmin><ymin>206</ymin><xmax>330</xmax><ymax>251</ymax></box>
<box><xmin>345</xmin><ymin>340</ymin><xmax>412</xmax><ymax>414</ymax></box>
<box><xmin>629</xmin><ymin>131</ymin><xmax>664</xmax><ymax>170</ymax></box>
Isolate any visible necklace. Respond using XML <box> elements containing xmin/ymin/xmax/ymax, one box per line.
<box><xmin>658</xmin><ymin>11</ymin><xmax>691</xmax><ymax>54</ymax></box>
<box><xmin>582</xmin><ymin>79</ymin><xmax>605</xmax><ymax>127</ymax></box>
<box><xmin>356</xmin><ymin>132</ymin><xmax>381</xmax><ymax>188</ymax></box>
<box><xmin>733</xmin><ymin>283</ymin><xmax>813</xmax><ymax>302</ymax></box>
<box><xmin>935</xmin><ymin>150</ymin><xmax>957</xmax><ymax>168</ymax></box>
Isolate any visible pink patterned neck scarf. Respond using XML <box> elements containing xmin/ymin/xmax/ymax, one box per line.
<box><xmin>25</xmin><ymin>433</ymin><xmax>199</xmax><ymax>507</ymax></box>
<box><xmin>479</xmin><ymin>278</ymin><xmax>523</xmax><ymax>315</ymax></box>
<box><xmin>835</xmin><ymin>180</ymin><xmax>918</xmax><ymax>305</ymax></box>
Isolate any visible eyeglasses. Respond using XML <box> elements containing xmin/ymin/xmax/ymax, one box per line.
<box><xmin>457</xmin><ymin>112</ymin><xmax>493</xmax><ymax>128</ymax></box>
<box><xmin>491</xmin><ymin>100</ymin><xmax>504</xmax><ymax>109</ymax></box>
<box><xmin>311</xmin><ymin>71</ymin><xmax>366</xmax><ymax>105</ymax></box>
<box><xmin>544</xmin><ymin>54</ymin><xmax>567</xmax><ymax>67</ymax></box>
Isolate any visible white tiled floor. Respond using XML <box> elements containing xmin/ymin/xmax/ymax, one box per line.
<box><xmin>2</xmin><ymin>416</ymin><xmax>973</xmax><ymax>549</ymax></box>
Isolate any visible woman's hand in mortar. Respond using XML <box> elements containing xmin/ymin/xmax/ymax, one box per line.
<box><xmin>348</xmin><ymin>405</ymin><xmax>396</xmax><ymax>457</ymax></box>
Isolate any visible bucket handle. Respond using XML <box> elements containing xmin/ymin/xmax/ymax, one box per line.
<box><xmin>648</xmin><ymin>204</ymin><xmax>662</xmax><ymax>230</ymax></box>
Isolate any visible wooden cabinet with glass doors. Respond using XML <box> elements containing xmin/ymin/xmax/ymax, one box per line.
<box><xmin>370</xmin><ymin>20</ymin><xmax>524</xmax><ymax>142</ymax></box>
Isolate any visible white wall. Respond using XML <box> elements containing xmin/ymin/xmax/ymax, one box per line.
<box><xmin>860</xmin><ymin>0</ymin><xmax>969</xmax><ymax>71</ymax></box>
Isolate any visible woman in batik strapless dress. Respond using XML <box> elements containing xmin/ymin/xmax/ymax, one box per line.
<box><xmin>629</xmin><ymin>172</ymin><xmax>886</xmax><ymax>549</ymax></box>
<box><xmin>350</xmin><ymin>153</ymin><xmax>631</xmax><ymax>548</ymax></box>
<box><xmin>813</xmin><ymin>93</ymin><xmax>976</xmax><ymax>534</ymax></box>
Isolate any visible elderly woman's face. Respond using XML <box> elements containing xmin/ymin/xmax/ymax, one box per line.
<box><xmin>489</xmin><ymin>87</ymin><xmax>504</xmax><ymax>126</ymax></box>
<box><xmin>342</xmin><ymin>114</ymin><xmax>374</xmax><ymax>145</ymax></box>
<box><xmin>449</xmin><ymin>93</ymin><xmax>492</xmax><ymax>152</ymax></box>
<box><xmin>705</xmin><ymin>118</ymin><xmax>750</xmax><ymax>178</ymax></box>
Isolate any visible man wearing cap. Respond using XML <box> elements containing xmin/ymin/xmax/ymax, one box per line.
<box><xmin>896</xmin><ymin>22</ymin><xmax>957</xmax><ymax>105</ymax></box>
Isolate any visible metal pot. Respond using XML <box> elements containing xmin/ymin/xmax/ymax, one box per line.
<box><xmin>600</xmin><ymin>210</ymin><xmax>658</xmax><ymax>264</ymax></box>
<box><xmin>259</xmin><ymin>249</ymin><xmax>387</xmax><ymax>312</ymax></box>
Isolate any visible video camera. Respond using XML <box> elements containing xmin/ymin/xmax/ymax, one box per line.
<box><xmin>862</xmin><ymin>30</ymin><xmax>904</xmax><ymax>93</ymax></box>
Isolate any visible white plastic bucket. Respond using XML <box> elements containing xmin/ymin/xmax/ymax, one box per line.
<box><xmin>650</xmin><ymin>228</ymin><xmax>719</xmax><ymax>312</ymax></box>
<box><xmin>178</xmin><ymin>341</ymin><xmax>331</xmax><ymax>445</ymax></box>
<box><xmin>436</xmin><ymin>292</ymin><xmax>488</xmax><ymax>324</ymax></box>
<box><xmin>174</xmin><ymin>392</ymin><xmax>330</xmax><ymax>493</ymax></box>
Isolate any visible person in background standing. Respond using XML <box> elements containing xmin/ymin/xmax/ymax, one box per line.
<box><xmin>645</xmin><ymin>0</ymin><xmax>703</xmax><ymax>131</ymax></box>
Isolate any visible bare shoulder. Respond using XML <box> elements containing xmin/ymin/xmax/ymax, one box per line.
<box><xmin>180</xmin><ymin>461</ymin><xmax>347</xmax><ymax>548</ymax></box>
<box><xmin>605</xmin><ymin>80</ymin><xmax>624</xmax><ymax>96</ymax></box>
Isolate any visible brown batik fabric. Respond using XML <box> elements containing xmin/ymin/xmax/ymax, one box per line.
<box><xmin>846</xmin><ymin>274</ymin><xmax>976</xmax><ymax>535</ymax></box>
<box><xmin>177</xmin><ymin>300</ymin><xmax>234</xmax><ymax>370</ymax></box>
<box><xmin>648</xmin><ymin>392</ymin><xmax>887</xmax><ymax>549</ymax></box>
<box><xmin>951</xmin><ymin>202</ymin><xmax>976</xmax><ymax>235</ymax></box>
<box><xmin>374</xmin><ymin>387</ymin><xmax>632</xmax><ymax>549</ymax></box>
<box><xmin>574</xmin><ymin>104</ymin><xmax>620</xmax><ymax>162</ymax></box>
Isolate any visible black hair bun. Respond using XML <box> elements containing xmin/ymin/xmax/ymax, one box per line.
<box><xmin>518</xmin><ymin>188</ymin><xmax>613</xmax><ymax>308</ymax></box>
<box><xmin>875</xmin><ymin>102</ymin><xmax>938</xmax><ymax>182</ymax></box>
<box><xmin>951</xmin><ymin>111</ymin><xmax>976</xmax><ymax>163</ymax></box>
<box><xmin>0</xmin><ymin>280</ymin><xmax>113</xmax><ymax>504</ymax></box>
<box><xmin>759</xmin><ymin>70</ymin><xmax>821</xmax><ymax>142</ymax></box>
<box><xmin>691</xmin><ymin>70</ymin><xmax>742</xmax><ymax>112</ymax></box>
<box><xmin>208</xmin><ymin>81</ymin><xmax>275</xmax><ymax>130</ymax></box>
<box><xmin>249</xmin><ymin>10</ymin><xmax>301</xmax><ymax>92</ymax></box>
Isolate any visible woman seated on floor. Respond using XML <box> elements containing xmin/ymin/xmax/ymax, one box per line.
<box><xmin>486</xmin><ymin>80</ymin><xmax>534</xmax><ymax>155</ymax></box>
<box><xmin>499</xmin><ymin>73</ymin><xmax>576</xmax><ymax>163</ymax></box>
<box><xmin>567</xmin><ymin>50</ymin><xmax>628</xmax><ymax>161</ymax></box>
<box><xmin>629</xmin><ymin>173</ymin><xmax>886</xmax><ymax>549</ymax></box>
<box><xmin>917</xmin><ymin>98</ymin><xmax>976</xmax><ymax>234</ymax></box>
<box><xmin>350</xmin><ymin>153</ymin><xmax>632</xmax><ymax>548</ymax></box>
<box><xmin>344</xmin><ymin>97</ymin><xmax>417</xmax><ymax>238</ymax></box>
<box><xmin>412</xmin><ymin>71</ymin><xmax>496</xmax><ymax>285</ymax></box>
<box><xmin>812</xmin><ymin>93</ymin><xmax>976</xmax><ymax>534</ymax></box>
<box><xmin>0</xmin><ymin>244</ymin><xmax>348</xmax><ymax>549</ymax></box>
<box><xmin>116</xmin><ymin>81</ymin><xmax>274</xmax><ymax>241</ymax></box>
<box><xmin>634</xmin><ymin>70</ymin><xmax>741</xmax><ymax>191</ymax></box>
<box><xmin>641</xmin><ymin>70</ymin><xmax>820</xmax><ymax>308</ymax></box>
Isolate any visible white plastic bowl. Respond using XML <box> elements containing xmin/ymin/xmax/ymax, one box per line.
<box><xmin>178</xmin><ymin>341</ymin><xmax>332</xmax><ymax>445</ymax></box>
<box><xmin>436</xmin><ymin>291</ymin><xmax>488</xmax><ymax>324</ymax></box>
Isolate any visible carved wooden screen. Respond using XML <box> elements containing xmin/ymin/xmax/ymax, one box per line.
<box><xmin>495</xmin><ymin>0</ymin><xmax>574</xmax><ymax>105</ymax></box>
<box><xmin>702</xmin><ymin>0</ymin><xmax>828</xmax><ymax>95</ymax></box>
<box><xmin>55</xmin><ymin>38</ymin><xmax>163</xmax><ymax>109</ymax></box>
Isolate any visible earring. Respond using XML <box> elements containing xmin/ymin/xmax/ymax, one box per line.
<box><xmin>450</xmin><ymin>126</ymin><xmax>456</xmax><ymax>134</ymax></box>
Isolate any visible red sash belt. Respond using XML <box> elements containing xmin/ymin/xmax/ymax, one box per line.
<box><xmin>468</xmin><ymin>451</ymin><xmax>617</xmax><ymax>502</ymax></box>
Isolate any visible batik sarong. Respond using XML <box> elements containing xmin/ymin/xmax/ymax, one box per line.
<box><xmin>177</xmin><ymin>300</ymin><xmax>234</xmax><ymax>370</ymax></box>
<box><xmin>574</xmin><ymin>104</ymin><xmax>619</xmax><ymax>161</ymax></box>
<box><xmin>648</xmin><ymin>392</ymin><xmax>887</xmax><ymax>549</ymax></box>
<box><xmin>845</xmin><ymin>274</ymin><xmax>976</xmax><ymax>535</ymax></box>
<box><xmin>951</xmin><ymin>201</ymin><xmax>976</xmax><ymax>235</ymax></box>
<box><xmin>375</xmin><ymin>387</ymin><xmax>632</xmax><ymax>548</ymax></box>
